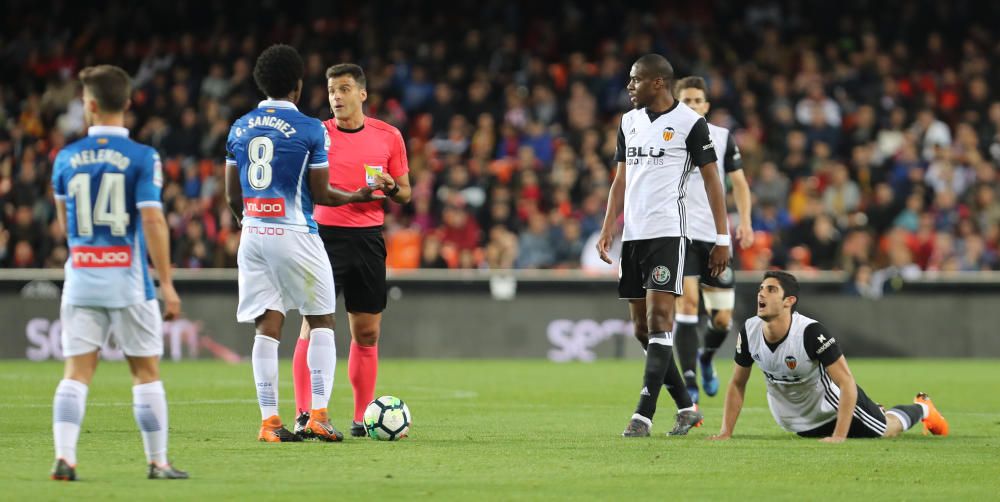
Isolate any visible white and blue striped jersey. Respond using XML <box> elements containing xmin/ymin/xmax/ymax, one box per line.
<box><xmin>226</xmin><ymin>100</ymin><xmax>330</xmax><ymax>233</ymax></box>
<box><xmin>52</xmin><ymin>126</ymin><xmax>162</xmax><ymax>308</ymax></box>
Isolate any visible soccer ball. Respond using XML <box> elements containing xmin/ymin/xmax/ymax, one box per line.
<box><xmin>363</xmin><ymin>396</ymin><xmax>411</xmax><ymax>441</ymax></box>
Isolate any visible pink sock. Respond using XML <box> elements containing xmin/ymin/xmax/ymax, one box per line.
<box><xmin>292</xmin><ymin>337</ymin><xmax>311</xmax><ymax>415</ymax></box>
<box><xmin>348</xmin><ymin>341</ymin><xmax>378</xmax><ymax>423</ymax></box>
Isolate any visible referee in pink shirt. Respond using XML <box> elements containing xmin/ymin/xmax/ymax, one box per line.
<box><xmin>293</xmin><ymin>63</ymin><xmax>411</xmax><ymax>438</ymax></box>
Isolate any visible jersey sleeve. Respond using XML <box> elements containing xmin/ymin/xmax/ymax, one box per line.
<box><xmin>225</xmin><ymin>124</ymin><xmax>239</xmax><ymax>166</ymax></box>
<box><xmin>724</xmin><ymin>133</ymin><xmax>742</xmax><ymax>173</ymax></box>
<box><xmin>613</xmin><ymin>117</ymin><xmax>626</xmax><ymax>162</ymax></box>
<box><xmin>135</xmin><ymin>149</ymin><xmax>163</xmax><ymax>209</ymax></box>
<box><xmin>686</xmin><ymin>117</ymin><xmax>717</xmax><ymax>168</ymax></box>
<box><xmin>387</xmin><ymin>126</ymin><xmax>409</xmax><ymax>177</ymax></box>
<box><xmin>51</xmin><ymin>150</ymin><xmax>69</xmax><ymax>200</ymax></box>
<box><xmin>308</xmin><ymin>121</ymin><xmax>330</xmax><ymax>169</ymax></box>
<box><xmin>803</xmin><ymin>322</ymin><xmax>843</xmax><ymax>367</ymax></box>
<box><xmin>734</xmin><ymin>327</ymin><xmax>754</xmax><ymax>367</ymax></box>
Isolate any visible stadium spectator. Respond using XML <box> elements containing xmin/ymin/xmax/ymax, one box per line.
<box><xmin>1</xmin><ymin>0</ymin><xmax>998</xmax><ymax>280</ymax></box>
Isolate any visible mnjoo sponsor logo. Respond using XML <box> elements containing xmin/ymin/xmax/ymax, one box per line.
<box><xmin>651</xmin><ymin>265</ymin><xmax>671</xmax><ymax>285</ymax></box>
<box><xmin>246</xmin><ymin>226</ymin><xmax>285</xmax><ymax>236</ymax></box>
<box><xmin>245</xmin><ymin>198</ymin><xmax>286</xmax><ymax>217</ymax></box>
<box><xmin>72</xmin><ymin>246</ymin><xmax>132</xmax><ymax>268</ymax></box>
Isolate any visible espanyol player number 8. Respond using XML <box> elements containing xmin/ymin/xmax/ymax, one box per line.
<box><xmin>247</xmin><ymin>136</ymin><xmax>274</xmax><ymax>190</ymax></box>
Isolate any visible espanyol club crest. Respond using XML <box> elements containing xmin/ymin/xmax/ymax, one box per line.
<box><xmin>784</xmin><ymin>356</ymin><xmax>797</xmax><ymax>370</ymax></box>
<box><xmin>651</xmin><ymin>265</ymin><xmax>671</xmax><ymax>285</ymax></box>
<box><xmin>662</xmin><ymin>127</ymin><xmax>675</xmax><ymax>141</ymax></box>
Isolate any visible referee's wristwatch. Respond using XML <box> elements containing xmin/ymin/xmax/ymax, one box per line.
<box><xmin>385</xmin><ymin>184</ymin><xmax>400</xmax><ymax>197</ymax></box>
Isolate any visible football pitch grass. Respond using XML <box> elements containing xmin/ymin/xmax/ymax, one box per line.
<box><xmin>3</xmin><ymin>359</ymin><xmax>998</xmax><ymax>500</ymax></box>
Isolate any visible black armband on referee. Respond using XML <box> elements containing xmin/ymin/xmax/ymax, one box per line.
<box><xmin>385</xmin><ymin>184</ymin><xmax>400</xmax><ymax>197</ymax></box>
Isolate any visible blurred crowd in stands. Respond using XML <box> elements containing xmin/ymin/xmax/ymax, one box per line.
<box><xmin>1</xmin><ymin>0</ymin><xmax>998</xmax><ymax>296</ymax></box>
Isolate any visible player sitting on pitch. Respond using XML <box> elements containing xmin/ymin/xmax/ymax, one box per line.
<box><xmin>710</xmin><ymin>271</ymin><xmax>948</xmax><ymax>442</ymax></box>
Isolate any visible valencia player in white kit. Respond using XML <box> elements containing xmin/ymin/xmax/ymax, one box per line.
<box><xmin>597</xmin><ymin>54</ymin><xmax>730</xmax><ymax>437</ymax></box>
<box><xmin>225</xmin><ymin>45</ymin><xmax>386</xmax><ymax>443</ymax></box>
<box><xmin>710</xmin><ymin>271</ymin><xmax>949</xmax><ymax>442</ymax></box>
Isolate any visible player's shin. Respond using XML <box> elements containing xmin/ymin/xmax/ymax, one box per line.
<box><xmin>307</xmin><ymin>328</ymin><xmax>336</xmax><ymax>411</ymax></box>
<box><xmin>635</xmin><ymin>332</ymin><xmax>674</xmax><ymax>420</ymax></box>
<box><xmin>133</xmin><ymin>381</ymin><xmax>169</xmax><ymax>465</ymax></box>
<box><xmin>292</xmin><ymin>335</ymin><xmax>311</xmax><ymax>415</ymax></box>
<box><xmin>674</xmin><ymin>314</ymin><xmax>700</xmax><ymax>391</ymax></box>
<box><xmin>252</xmin><ymin>334</ymin><xmax>280</xmax><ymax>420</ymax></box>
<box><xmin>53</xmin><ymin>379</ymin><xmax>88</xmax><ymax>465</ymax></box>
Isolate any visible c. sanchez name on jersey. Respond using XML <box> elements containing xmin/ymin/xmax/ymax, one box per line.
<box><xmin>735</xmin><ymin>312</ymin><xmax>850</xmax><ymax>432</ymax></box>
<box><xmin>685</xmin><ymin>123</ymin><xmax>743</xmax><ymax>243</ymax></box>
<box><xmin>613</xmin><ymin>101</ymin><xmax>717</xmax><ymax>241</ymax></box>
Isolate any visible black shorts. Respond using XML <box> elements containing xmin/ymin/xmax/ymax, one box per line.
<box><xmin>797</xmin><ymin>385</ymin><xmax>887</xmax><ymax>439</ymax></box>
<box><xmin>682</xmin><ymin>239</ymin><xmax>734</xmax><ymax>289</ymax></box>
<box><xmin>618</xmin><ymin>237</ymin><xmax>686</xmax><ymax>299</ymax></box>
<box><xmin>318</xmin><ymin>225</ymin><xmax>387</xmax><ymax>314</ymax></box>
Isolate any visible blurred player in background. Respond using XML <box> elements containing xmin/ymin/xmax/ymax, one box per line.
<box><xmin>710</xmin><ymin>271</ymin><xmax>949</xmax><ymax>442</ymax></box>
<box><xmin>597</xmin><ymin>54</ymin><xmax>729</xmax><ymax>437</ymax></box>
<box><xmin>50</xmin><ymin>65</ymin><xmax>187</xmax><ymax>480</ymax></box>
<box><xmin>293</xmin><ymin>63</ymin><xmax>411</xmax><ymax>439</ymax></box>
<box><xmin>225</xmin><ymin>45</ymin><xmax>385</xmax><ymax>443</ymax></box>
<box><xmin>672</xmin><ymin>76</ymin><xmax>754</xmax><ymax>404</ymax></box>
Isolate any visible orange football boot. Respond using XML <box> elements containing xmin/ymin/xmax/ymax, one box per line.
<box><xmin>258</xmin><ymin>415</ymin><xmax>301</xmax><ymax>442</ymax></box>
<box><xmin>914</xmin><ymin>393</ymin><xmax>949</xmax><ymax>436</ymax></box>
<box><xmin>304</xmin><ymin>408</ymin><xmax>344</xmax><ymax>442</ymax></box>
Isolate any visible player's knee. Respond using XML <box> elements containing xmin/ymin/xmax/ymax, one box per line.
<box><xmin>712</xmin><ymin>310</ymin><xmax>733</xmax><ymax>331</ymax></box>
<box><xmin>646</xmin><ymin>309</ymin><xmax>672</xmax><ymax>333</ymax></box>
<box><xmin>677</xmin><ymin>295</ymin><xmax>699</xmax><ymax>316</ymax></box>
<box><xmin>352</xmin><ymin>325</ymin><xmax>380</xmax><ymax>346</ymax></box>
<box><xmin>632</xmin><ymin>322</ymin><xmax>649</xmax><ymax>345</ymax></box>
<box><xmin>305</xmin><ymin>314</ymin><xmax>335</xmax><ymax>331</ymax></box>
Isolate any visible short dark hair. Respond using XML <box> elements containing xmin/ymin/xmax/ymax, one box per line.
<box><xmin>634</xmin><ymin>53</ymin><xmax>674</xmax><ymax>82</ymax></box>
<box><xmin>325</xmin><ymin>63</ymin><xmax>367</xmax><ymax>89</ymax></box>
<box><xmin>674</xmin><ymin>76</ymin><xmax>707</xmax><ymax>98</ymax></box>
<box><xmin>763</xmin><ymin>270</ymin><xmax>800</xmax><ymax>312</ymax></box>
<box><xmin>253</xmin><ymin>44</ymin><xmax>304</xmax><ymax>98</ymax></box>
<box><xmin>78</xmin><ymin>65</ymin><xmax>131</xmax><ymax>113</ymax></box>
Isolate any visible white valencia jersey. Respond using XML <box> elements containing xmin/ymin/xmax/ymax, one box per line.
<box><xmin>614</xmin><ymin>102</ymin><xmax>717</xmax><ymax>241</ymax></box>
<box><xmin>735</xmin><ymin>312</ymin><xmax>845</xmax><ymax>432</ymax></box>
<box><xmin>686</xmin><ymin>124</ymin><xmax>743</xmax><ymax>242</ymax></box>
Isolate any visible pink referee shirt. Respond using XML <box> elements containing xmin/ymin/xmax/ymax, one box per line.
<box><xmin>313</xmin><ymin>116</ymin><xmax>409</xmax><ymax>227</ymax></box>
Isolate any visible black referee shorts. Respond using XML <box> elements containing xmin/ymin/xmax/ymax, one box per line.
<box><xmin>318</xmin><ymin>224</ymin><xmax>387</xmax><ymax>314</ymax></box>
<box><xmin>618</xmin><ymin>236</ymin><xmax>686</xmax><ymax>299</ymax></box>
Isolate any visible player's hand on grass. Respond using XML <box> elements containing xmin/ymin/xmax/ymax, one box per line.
<box><xmin>354</xmin><ymin>186</ymin><xmax>387</xmax><ymax>203</ymax></box>
<box><xmin>819</xmin><ymin>436</ymin><xmax>846</xmax><ymax>444</ymax></box>
<box><xmin>596</xmin><ymin>229</ymin><xmax>614</xmax><ymax>264</ymax></box>
<box><xmin>709</xmin><ymin>244</ymin><xmax>729</xmax><ymax>276</ymax></box>
<box><xmin>736</xmin><ymin>223</ymin><xmax>754</xmax><ymax>249</ymax></box>
<box><xmin>707</xmin><ymin>433</ymin><xmax>731</xmax><ymax>441</ymax></box>
<box><xmin>161</xmin><ymin>283</ymin><xmax>181</xmax><ymax>321</ymax></box>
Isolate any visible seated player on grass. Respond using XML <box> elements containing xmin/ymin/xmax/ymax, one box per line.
<box><xmin>710</xmin><ymin>271</ymin><xmax>948</xmax><ymax>442</ymax></box>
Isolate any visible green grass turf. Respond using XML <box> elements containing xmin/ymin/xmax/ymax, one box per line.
<box><xmin>2</xmin><ymin>359</ymin><xmax>998</xmax><ymax>500</ymax></box>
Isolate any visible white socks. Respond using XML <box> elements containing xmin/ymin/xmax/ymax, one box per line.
<box><xmin>252</xmin><ymin>334</ymin><xmax>280</xmax><ymax>419</ymax></box>
<box><xmin>307</xmin><ymin>328</ymin><xmax>336</xmax><ymax>410</ymax></box>
<box><xmin>53</xmin><ymin>379</ymin><xmax>88</xmax><ymax>465</ymax></box>
<box><xmin>133</xmin><ymin>381</ymin><xmax>169</xmax><ymax>465</ymax></box>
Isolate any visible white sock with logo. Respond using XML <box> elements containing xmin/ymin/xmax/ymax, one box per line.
<box><xmin>307</xmin><ymin>328</ymin><xmax>336</xmax><ymax>410</ymax></box>
<box><xmin>133</xmin><ymin>381</ymin><xmax>169</xmax><ymax>465</ymax></box>
<box><xmin>53</xmin><ymin>379</ymin><xmax>88</xmax><ymax>465</ymax></box>
<box><xmin>252</xmin><ymin>334</ymin><xmax>280</xmax><ymax>420</ymax></box>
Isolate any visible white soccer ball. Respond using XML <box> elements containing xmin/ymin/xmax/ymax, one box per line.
<box><xmin>363</xmin><ymin>396</ymin><xmax>411</xmax><ymax>441</ymax></box>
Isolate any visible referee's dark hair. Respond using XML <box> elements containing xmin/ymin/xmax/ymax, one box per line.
<box><xmin>326</xmin><ymin>63</ymin><xmax>367</xmax><ymax>89</ymax></box>
<box><xmin>674</xmin><ymin>76</ymin><xmax>707</xmax><ymax>98</ymax></box>
<box><xmin>253</xmin><ymin>44</ymin><xmax>304</xmax><ymax>98</ymax></box>
<box><xmin>763</xmin><ymin>270</ymin><xmax>800</xmax><ymax>312</ymax></box>
<box><xmin>635</xmin><ymin>53</ymin><xmax>674</xmax><ymax>84</ymax></box>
